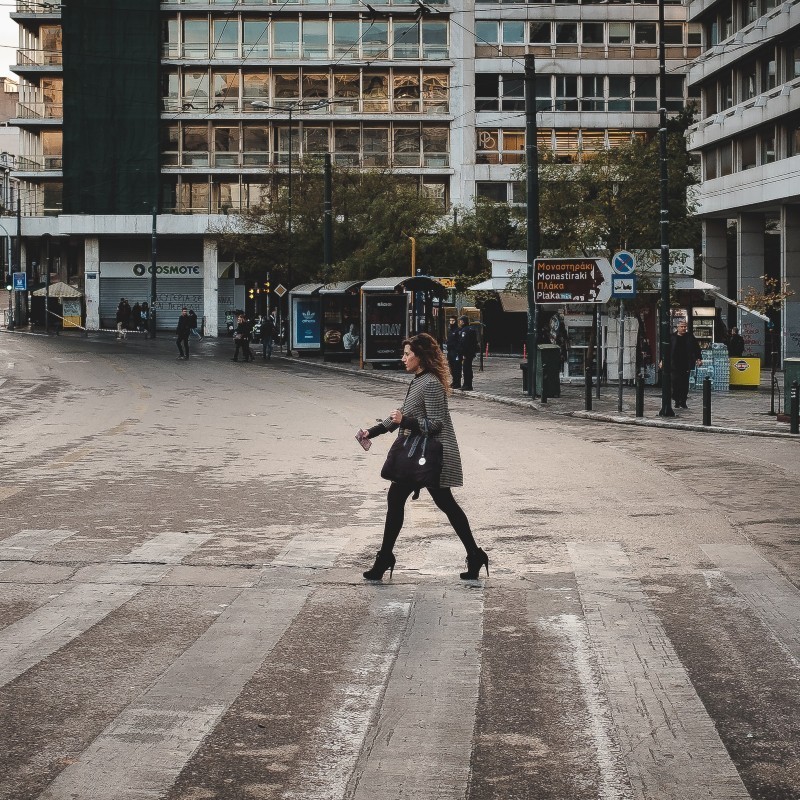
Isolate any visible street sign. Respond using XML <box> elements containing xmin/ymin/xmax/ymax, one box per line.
<box><xmin>534</xmin><ymin>258</ymin><xmax>612</xmax><ymax>304</ymax></box>
<box><xmin>274</xmin><ymin>284</ymin><xmax>287</xmax><ymax>297</ymax></box>
<box><xmin>611</xmin><ymin>250</ymin><xmax>635</xmax><ymax>276</ymax></box>
<box><xmin>611</xmin><ymin>275</ymin><xmax>637</xmax><ymax>299</ymax></box>
<box><xmin>12</xmin><ymin>272</ymin><xmax>26</xmax><ymax>291</ymax></box>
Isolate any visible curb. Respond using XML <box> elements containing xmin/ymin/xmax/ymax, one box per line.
<box><xmin>281</xmin><ymin>356</ymin><xmax>797</xmax><ymax>440</ymax></box>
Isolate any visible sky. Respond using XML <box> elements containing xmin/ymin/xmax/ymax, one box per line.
<box><xmin>0</xmin><ymin>11</ymin><xmax>16</xmax><ymax>79</ymax></box>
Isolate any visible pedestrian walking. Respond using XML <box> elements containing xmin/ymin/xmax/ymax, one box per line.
<box><xmin>356</xmin><ymin>333</ymin><xmax>488</xmax><ymax>581</ymax></box>
<box><xmin>176</xmin><ymin>307</ymin><xmax>192</xmax><ymax>359</ymax></box>
<box><xmin>232</xmin><ymin>314</ymin><xmax>254</xmax><ymax>362</ymax></box>
<box><xmin>661</xmin><ymin>319</ymin><xmax>702</xmax><ymax>409</ymax></box>
<box><xmin>446</xmin><ymin>316</ymin><xmax>461</xmax><ymax>389</ymax></box>
<box><xmin>140</xmin><ymin>302</ymin><xmax>150</xmax><ymax>332</ymax></box>
<box><xmin>188</xmin><ymin>308</ymin><xmax>202</xmax><ymax>339</ymax></box>
<box><xmin>457</xmin><ymin>315</ymin><xmax>478</xmax><ymax>391</ymax></box>
<box><xmin>115</xmin><ymin>299</ymin><xmax>127</xmax><ymax>339</ymax></box>
<box><xmin>261</xmin><ymin>311</ymin><xmax>277</xmax><ymax>360</ymax></box>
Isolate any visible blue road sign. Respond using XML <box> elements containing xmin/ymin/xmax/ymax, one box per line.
<box><xmin>611</xmin><ymin>275</ymin><xmax>637</xmax><ymax>299</ymax></box>
<box><xmin>12</xmin><ymin>272</ymin><xmax>26</xmax><ymax>291</ymax></box>
<box><xmin>611</xmin><ymin>251</ymin><xmax>635</xmax><ymax>276</ymax></box>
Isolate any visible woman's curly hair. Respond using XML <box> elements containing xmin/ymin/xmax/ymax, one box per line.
<box><xmin>403</xmin><ymin>333</ymin><xmax>451</xmax><ymax>395</ymax></box>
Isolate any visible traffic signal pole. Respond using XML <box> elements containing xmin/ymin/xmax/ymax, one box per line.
<box><xmin>525</xmin><ymin>54</ymin><xmax>540</xmax><ymax>398</ymax></box>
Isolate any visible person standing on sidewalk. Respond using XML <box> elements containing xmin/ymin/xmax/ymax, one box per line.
<box><xmin>261</xmin><ymin>311</ymin><xmax>277</xmax><ymax>360</ymax></box>
<box><xmin>457</xmin><ymin>315</ymin><xmax>478</xmax><ymax>391</ymax></box>
<box><xmin>664</xmin><ymin>320</ymin><xmax>702</xmax><ymax>409</ymax></box>
<box><xmin>232</xmin><ymin>314</ymin><xmax>254</xmax><ymax>362</ymax></box>
<box><xmin>188</xmin><ymin>308</ymin><xmax>202</xmax><ymax>339</ymax></box>
<box><xmin>728</xmin><ymin>326</ymin><xmax>745</xmax><ymax>358</ymax></box>
<box><xmin>176</xmin><ymin>307</ymin><xmax>192</xmax><ymax>359</ymax></box>
<box><xmin>446</xmin><ymin>317</ymin><xmax>461</xmax><ymax>389</ymax></box>
<box><xmin>357</xmin><ymin>333</ymin><xmax>489</xmax><ymax>582</ymax></box>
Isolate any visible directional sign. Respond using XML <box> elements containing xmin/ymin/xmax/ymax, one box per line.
<box><xmin>611</xmin><ymin>275</ymin><xmax>637</xmax><ymax>299</ymax></box>
<box><xmin>273</xmin><ymin>283</ymin><xmax>287</xmax><ymax>297</ymax></box>
<box><xmin>534</xmin><ymin>258</ymin><xmax>612</xmax><ymax>304</ymax></box>
<box><xmin>611</xmin><ymin>250</ymin><xmax>635</xmax><ymax>276</ymax></box>
<box><xmin>12</xmin><ymin>272</ymin><xmax>26</xmax><ymax>291</ymax></box>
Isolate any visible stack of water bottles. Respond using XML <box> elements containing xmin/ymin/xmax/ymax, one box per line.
<box><xmin>692</xmin><ymin>344</ymin><xmax>729</xmax><ymax>391</ymax></box>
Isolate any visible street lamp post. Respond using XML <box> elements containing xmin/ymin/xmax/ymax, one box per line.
<box><xmin>150</xmin><ymin>206</ymin><xmax>157</xmax><ymax>338</ymax></box>
<box><xmin>0</xmin><ymin>220</ymin><xmax>14</xmax><ymax>330</ymax></box>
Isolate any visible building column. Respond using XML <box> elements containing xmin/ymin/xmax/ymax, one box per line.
<box><xmin>203</xmin><ymin>236</ymin><xmax>218</xmax><ymax>338</ymax></box>
<box><xmin>737</xmin><ymin>213</ymin><xmax>766</xmax><ymax>358</ymax></box>
<box><xmin>449</xmin><ymin>0</ymin><xmax>474</xmax><ymax>208</ymax></box>
<box><xmin>702</xmin><ymin>218</ymin><xmax>728</xmax><ymax>317</ymax></box>
<box><xmin>84</xmin><ymin>237</ymin><xmax>100</xmax><ymax>330</ymax></box>
<box><xmin>781</xmin><ymin>205</ymin><xmax>800</xmax><ymax>360</ymax></box>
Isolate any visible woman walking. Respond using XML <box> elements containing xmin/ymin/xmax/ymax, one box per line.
<box><xmin>358</xmin><ymin>333</ymin><xmax>488</xmax><ymax>581</ymax></box>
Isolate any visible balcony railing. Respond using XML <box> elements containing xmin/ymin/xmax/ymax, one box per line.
<box><xmin>16</xmin><ymin>154</ymin><xmax>63</xmax><ymax>171</ymax></box>
<box><xmin>15</xmin><ymin>101</ymin><xmax>63</xmax><ymax>120</ymax></box>
<box><xmin>16</xmin><ymin>48</ymin><xmax>63</xmax><ymax>67</ymax></box>
<box><xmin>16</xmin><ymin>0</ymin><xmax>61</xmax><ymax>13</ymax></box>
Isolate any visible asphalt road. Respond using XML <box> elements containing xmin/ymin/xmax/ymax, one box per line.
<box><xmin>1</xmin><ymin>333</ymin><xmax>799</xmax><ymax>800</ymax></box>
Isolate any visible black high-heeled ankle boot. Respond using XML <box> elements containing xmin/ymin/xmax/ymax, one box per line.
<box><xmin>460</xmin><ymin>548</ymin><xmax>489</xmax><ymax>580</ymax></box>
<box><xmin>363</xmin><ymin>551</ymin><xmax>396</xmax><ymax>580</ymax></box>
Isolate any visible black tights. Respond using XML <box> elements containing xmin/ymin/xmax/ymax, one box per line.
<box><xmin>380</xmin><ymin>483</ymin><xmax>478</xmax><ymax>555</ymax></box>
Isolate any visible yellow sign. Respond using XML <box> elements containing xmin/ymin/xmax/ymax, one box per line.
<box><xmin>729</xmin><ymin>357</ymin><xmax>760</xmax><ymax>388</ymax></box>
<box><xmin>434</xmin><ymin>277</ymin><xmax>456</xmax><ymax>289</ymax></box>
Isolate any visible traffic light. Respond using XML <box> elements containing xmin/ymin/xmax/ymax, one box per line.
<box><xmin>264</xmin><ymin>279</ymin><xmax>270</xmax><ymax>294</ymax></box>
<box><xmin>4</xmin><ymin>274</ymin><xmax>11</xmax><ymax>291</ymax></box>
<box><xmin>248</xmin><ymin>288</ymin><xmax>255</xmax><ymax>300</ymax></box>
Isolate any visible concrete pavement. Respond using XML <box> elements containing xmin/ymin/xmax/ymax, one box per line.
<box><xmin>3</xmin><ymin>326</ymin><xmax>796</xmax><ymax>439</ymax></box>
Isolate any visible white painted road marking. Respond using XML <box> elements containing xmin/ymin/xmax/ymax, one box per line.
<box><xmin>569</xmin><ymin>542</ymin><xmax>750</xmax><ymax>800</ymax></box>
<box><xmin>37</xmin><ymin>586</ymin><xmax>311</xmax><ymax>800</ymax></box>
<box><xmin>350</xmin><ymin>586</ymin><xmax>484</xmax><ymax>800</ymax></box>
<box><xmin>703</xmin><ymin>543</ymin><xmax>800</xmax><ymax>663</ymax></box>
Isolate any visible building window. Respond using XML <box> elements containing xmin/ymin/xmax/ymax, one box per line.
<box><xmin>529</xmin><ymin>22</ymin><xmax>550</xmax><ymax>44</ymax></box>
<box><xmin>555</xmin><ymin>23</ymin><xmax>578</xmax><ymax>44</ymax></box>
<box><xmin>333</xmin><ymin>20</ymin><xmax>359</xmax><ymax>58</ymax></box>
<box><xmin>662</xmin><ymin>24</ymin><xmax>683</xmax><ymax>45</ymax></box>
<box><xmin>476</xmin><ymin>182</ymin><xmax>508</xmax><ymax>202</ymax></box>
<box><xmin>163</xmin><ymin>18</ymin><xmax>179</xmax><ymax>58</ymax></box>
<box><xmin>634</xmin><ymin>23</ymin><xmax>657</xmax><ymax>45</ymax></box>
<box><xmin>162</xmin><ymin>125</ymin><xmax>179</xmax><ymax>166</ymax></box>
<box><xmin>363</xmin><ymin>127</ymin><xmax>389</xmax><ymax>166</ymax></box>
<box><xmin>180</xmin><ymin>180</ymin><xmax>210</xmax><ymax>214</ymax></box>
<box><xmin>476</xmin><ymin>21</ymin><xmax>499</xmax><ymax>45</ymax></box>
<box><xmin>476</xmin><ymin>128</ymin><xmax>499</xmax><ymax>164</ymax></box>
<box><xmin>364</xmin><ymin>72</ymin><xmax>389</xmax><ymax>112</ymax></box>
<box><xmin>243</xmin><ymin>126</ymin><xmax>269</xmax><ymax>165</ymax></box>
<box><xmin>663</xmin><ymin>75</ymin><xmax>684</xmax><ymax>111</ymax></box>
<box><xmin>475</xmin><ymin>74</ymin><xmax>498</xmax><ymax>111</ymax></box>
<box><xmin>302</xmin><ymin>71</ymin><xmax>329</xmax><ymax>100</ymax></box>
<box><xmin>303</xmin><ymin>19</ymin><xmax>328</xmax><ymax>59</ymax></box>
<box><xmin>214</xmin><ymin>126</ymin><xmax>240</xmax><ymax>167</ymax></box>
<box><xmin>394</xmin><ymin>126</ymin><xmax>421</xmax><ymax>166</ymax></box>
<box><xmin>273</xmin><ymin>20</ymin><xmax>299</xmax><ymax>58</ymax></box>
<box><xmin>212</xmin><ymin>18</ymin><xmax>239</xmax><ymax>58</ymax></box>
<box><xmin>554</xmin><ymin>77</ymin><xmax>578</xmax><ymax>111</ymax></box>
<box><xmin>422</xmin><ymin>126</ymin><xmax>448</xmax><ymax>167</ymax></box>
<box><xmin>760</xmin><ymin>130</ymin><xmax>776</xmax><ymax>164</ymax></box>
<box><xmin>304</xmin><ymin>126</ymin><xmax>330</xmax><ymax>154</ymax></box>
<box><xmin>608</xmin><ymin>23</ymin><xmax>630</xmax><ymax>45</ymax></box>
<box><xmin>608</xmin><ymin>76</ymin><xmax>631</xmax><ymax>111</ymax></box>
<box><xmin>394</xmin><ymin>21</ymin><xmax>420</xmax><ymax>59</ymax></box>
<box><xmin>212</xmin><ymin>72</ymin><xmax>239</xmax><ymax>110</ymax></box>
<box><xmin>183</xmin><ymin>18</ymin><xmax>209</xmax><ymax>59</ymax></box>
<box><xmin>633</xmin><ymin>76</ymin><xmax>657</xmax><ymax>111</ymax></box>
<box><xmin>501</xmin><ymin>74</ymin><xmax>524</xmax><ymax>111</ymax></box>
<box><xmin>581</xmin><ymin>75</ymin><xmax>604</xmax><ymax>111</ymax></box>
<box><xmin>394</xmin><ymin>71</ymin><xmax>420</xmax><ymax>112</ymax></box>
<box><xmin>183</xmin><ymin>71</ymin><xmax>209</xmax><ymax>111</ymax></box>
<box><xmin>502</xmin><ymin>130</ymin><xmax>524</xmax><ymax>163</ymax></box>
<box><xmin>704</xmin><ymin>149</ymin><xmax>718</xmax><ymax>180</ymax></box>
<box><xmin>334</xmin><ymin>127</ymin><xmax>360</xmax><ymax>166</ymax></box>
<box><xmin>423</xmin><ymin>72</ymin><xmax>448</xmax><ymax>113</ymax></box>
<box><xmin>243</xmin><ymin>19</ymin><xmax>269</xmax><ymax>58</ymax></box>
<box><xmin>243</xmin><ymin>72</ymin><xmax>269</xmax><ymax>107</ymax></box>
<box><xmin>362</xmin><ymin>22</ymin><xmax>389</xmax><ymax>58</ymax></box>
<box><xmin>719</xmin><ymin>142</ymin><xmax>732</xmax><ymax>176</ymax></box>
<box><xmin>536</xmin><ymin>75</ymin><xmax>551</xmax><ymax>111</ymax></box>
<box><xmin>502</xmin><ymin>21</ymin><xmax>525</xmax><ymax>45</ymax></box>
<box><xmin>274</xmin><ymin>72</ymin><xmax>300</xmax><ymax>103</ymax></box>
<box><xmin>740</xmin><ymin>134</ymin><xmax>757</xmax><ymax>169</ymax></box>
<box><xmin>582</xmin><ymin>23</ymin><xmax>604</xmax><ymax>45</ymax></box>
<box><xmin>183</xmin><ymin>126</ymin><xmax>209</xmax><ymax>167</ymax></box>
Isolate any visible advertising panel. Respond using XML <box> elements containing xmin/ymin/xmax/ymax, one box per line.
<box><xmin>363</xmin><ymin>293</ymin><xmax>408</xmax><ymax>362</ymax></box>
<box><xmin>292</xmin><ymin>297</ymin><xmax>322</xmax><ymax>350</ymax></box>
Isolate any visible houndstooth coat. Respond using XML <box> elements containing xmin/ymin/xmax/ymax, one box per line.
<box><xmin>380</xmin><ymin>371</ymin><xmax>463</xmax><ymax>488</ymax></box>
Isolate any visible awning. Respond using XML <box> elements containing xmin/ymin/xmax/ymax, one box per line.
<box><xmin>468</xmin><ymin>276</ymin><xmax>515</xmax><ymax>291</ymax></box>
<box><xmin>498</xmin><ymin>292</ymin><xmax>529</xmax><ymax>313</ymax></box>
<box><xmin>289</xmin><ymin>283</ymin><xmax>324</xmax><ymax>296</ymax></box>
<box><xmin>32</xmin><ymin>281</ymin><xmax>83</xmax><ymax>298</ymax></box>
<box><xmin>318</xmin><ymin>280</ymin><xmax>364</xmax><ymax>295</ymax></box>
<box><xmin>360</xmin><ymin>276</ymin><xmax>448</xmax><ymax>296</ymax></box>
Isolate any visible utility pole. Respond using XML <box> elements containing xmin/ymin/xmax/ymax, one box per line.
<box><xmin>149</xmin><ymin>205</ymin><xmax>157</xmax><ymax>338</ymax></box>
<box><xmin>657</xmin><ymin>0</ymin><xmax>674</xmax><ymax>416</ymax></box>
<box><xmin>525</xmin><ymin>54</ymin><xmax>540</xmax><ymax>398</ymax></box>
<box><xmin>323</xmin><ymin>153</ymin><xmax>333</xmax><ymax>272</ymax></box>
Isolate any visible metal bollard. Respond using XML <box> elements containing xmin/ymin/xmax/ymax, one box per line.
<box><xmin>702</xmin><ymin>376</ymin><xmax>712</xmax><ymax>427</ymax></box>
<box><xmin>791</xmin><ymin>380</ymin><xmax>799</xmax><ymax>435</ymax></box>
<box><xmin>585</xmin><ymin>372</ymin><xmax>592</xmax><ymax>411</ymax></box>
<box><xmin>541</xmin><ymin>366</ymin><xmax>548</xmax><ymax>404</ymax></box>
<box><xmin>635</xmin><ymin>376</ymin><xmax>644</xmax><ymax>417</ymax></box>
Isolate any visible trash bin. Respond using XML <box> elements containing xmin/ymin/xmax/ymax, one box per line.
<box><xmin>784</xmin><ymin>358</ymin><xmax>800</xmax><ymax>413</ymax></box>
<box><xmin>537</xmin><ymin>344</ymin><xmax>561</xmax><ymax>398</ymax></box>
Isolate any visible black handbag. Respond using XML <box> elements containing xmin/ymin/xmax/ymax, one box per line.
<box><xmin>380</xmin><ymin>420</ymin><xmax>443</xmax><ymax>488</ymax></box>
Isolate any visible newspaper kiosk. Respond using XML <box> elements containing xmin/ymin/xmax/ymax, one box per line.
<box><xmin>319</xmin><ymin>280</ymin><xmax>364</xmax><ymax>362</ymax></box>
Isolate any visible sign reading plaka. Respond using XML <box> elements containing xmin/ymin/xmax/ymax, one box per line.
<box><xmin>534</xmin><ymin>258</ymin><xmax>612</xmax><ymax>304</ymax></box>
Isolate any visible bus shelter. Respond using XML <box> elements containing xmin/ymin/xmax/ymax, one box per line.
<box><xmin>361</xmin><ymin>276</ymin><xmax>449</xmax><ymax>366</ymax></box>
<box><xmin>319</xmin><ymin>280</ymin><xmax>364</xmax><ymax>362</ymax></box>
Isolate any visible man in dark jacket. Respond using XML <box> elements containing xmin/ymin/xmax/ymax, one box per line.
<box><xmin>232</xmin><ymin>314</ymin><xmax>254</xmax><ymax>362</ymax></box>
<box><xmin>728</xmin><ymin>326</ymin><xmax>745</xmax><ymax>358</ymax></box>
<box><xmin>446</xmin><ymin>317</ymin><xmax>461</xmax><ymax>389</ymax></box>
<box><xmin>669</xmin><ymin>319</ymin><xmax>702</xmax><ymax>408</ymax></box>
<box><xmin>458</xmin><ymin>315</ymin><xmax>478</xmax><ymax>391</ymax></box>
<box><xmin>261</xmin><ymin>311</ymin><xmax>277</xmax><ymax>360</ymax></box>
<box><xmin>175</xmin><ymin>307</ymin><xmax>192</xmax><ymax>359</ymax></box>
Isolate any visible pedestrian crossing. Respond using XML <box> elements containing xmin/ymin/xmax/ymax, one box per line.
<box><xmin>1</xmin><ymin>527</ymin><xmax>799</xmax><ymax>800</ymax></box>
